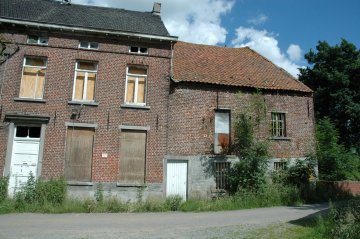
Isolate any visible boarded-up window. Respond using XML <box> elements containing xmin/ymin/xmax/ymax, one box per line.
<box><xmin>65</xmin><ymin>127</ymin><xmax>94</xmax><ymax>182</ymax></box>
<box><xmin>125</xmin><ymin>66</ymin><xmax>147</xmax><ymax>105</ymax></box>
<box><xmin>271</xmin><ymin>112</ymin><xmax>286</xmax><ymax>137</ymax></box>
<box><xmin>214</xmin><ymin>110</ymin><xmax>230</xmax><ymax>154</ymax></box>
<box><xmin>19</xmin><ymin>57</ymin><xmax>47</xmax><ymax>99</ymax></box>
<box><xmin>72</xmin><ymin>61</ymin><xmax>97</xmax><ymax>101</ymax></box>
<box><xmin>214</xmin><ymin>161</ymin><xmax>230</xmax><ymax>190</ymax></box>
<box><xmin>119</xmin><ymin>130</ymin><xmax>146</xmax><ymax>184</ymax></box>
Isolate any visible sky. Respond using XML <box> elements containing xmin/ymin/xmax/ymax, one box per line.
<box><xmin>71</xmin><ymin>0</ymin><xmax>360</xmax><ymax>77</ymax></box>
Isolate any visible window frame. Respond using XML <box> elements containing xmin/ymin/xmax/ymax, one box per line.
<box><xmin>214</xmin><ymin>109</ymin><xmax>231</xmax><ymax>154</ymax></box>
<box><xmin>27</xmin><ymin>35</ymin><xmax>49</xmax><ymax>45</ymax></box>
<box><xmin>19</xmin><ymin>56</ymin><xmax>47</xmax><ymax>99</ymax></box>
<box><xmin>214</xmin><ymin>161</ymin><xmax>230</xmax><ymax>190</ymax></box>
<box><xmin>124</xmin><ymin>66</ymin><xmax>148</xmax><ymax>106</ymax></box>
<box><xmin>271</xmin><ymin>112</ymin><xmax>287</xmax><ymax>138</ymax></box>
<box><xmin>72</xmin><ymin>61</ymin><xmax>98</xmax><ymax>102</ymax></box>
<box><xmin>129</xmin><ymin>46</ymin><xmax>148</xmax><ymax>55</ymax></box>
<box><xmin>78</xmin><ymin>41</ymin><xmax>99</xmax><ymax>50</ymax></box>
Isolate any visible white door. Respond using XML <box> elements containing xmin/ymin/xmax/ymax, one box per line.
<box><xmin>8</xmin><ymin>126</ymin><xmax>41</xmax><ymax>196</ymax></box>
<box><xmin>166</xmin><ymin>161</ymin><xmax>188</xmax><ymax>200</ymax></box>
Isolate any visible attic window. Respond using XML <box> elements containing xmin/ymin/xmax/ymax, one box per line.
<box><xmin>79</xmin><ymin>41</ymin><xmax>99</xmax><ymax>50</ymax></box>
<box><xmin>27</xmin><ymin>35</ymin><xmax>48</xmax><ymax>45</ymax></box>
<box><xmin>129</xmin><ymin>46</ymin><xmax>148</xmax><ymax>54</ymax></box>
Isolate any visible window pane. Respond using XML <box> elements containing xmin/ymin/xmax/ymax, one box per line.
<box><xmin>39</xmin><ymin>37</ymin><xmax>48</xmax><ymax>44</ymax></box>
<box><xmin>16</xmin><ymin>126</ymin><xmax>28</xmax><ymax>137</ymax></box>
<box><xmin>137</xmin><ymin>77</ymin><xmax>146</xmax><ymax>103</ymax></box>
<box><xmin>140</xmin><ymin>47</ymin><xmax>148</xmax><ymax>54</ymax></box>
<box><xmin>20</xmin><ymin>67</ymin><xmax>37</xmax><ymax>98</ymax></box>
<box><xmin>214</xmin><ymin>111</ymin><xmax>230</xmax><ymax>154</ymax></box>
<box><xmin>215</xmin><ymin>112</ymin><xmax>230</xmax><ymax>133</ymax></box>
<box><xmin>79</xmin><ymin>41</ymin><xmax>89</xmax><ymax>48</ymax></box>
<box><xmin>35</xmin><ymin>70</ymin><xmax>46</xmax><ymax>99</ymax></box>
<box><xmin>74</xmin><ymin>72</ymin><xmax>85</xmax><ymax>100</ymax></box>
<box><xmin>130</xmin><ymin>46</ymin><xmax>138</xmax><ymax>53</ymax></box>
<box><xmin>89</xmin><ymin>42</ymin><xmax>98</xmax><ymax>49</ymax></box>
<box><xmin>77</xmin><ymin>62</ymin><xmax>97</xmax><ymax>71</ymax></box>
<box><xmin>29</xmin><ymin>127</ymin><xmax>41</xmax><ymax>138</ymax></box>
<box><xmin>27</xmin><ymin>36</ymin><xmax>38</xmax><ymax>44</ymax></box>
<box><xmin>86</xmin><ymin>73</ymin><xmax>96</xmax><ymax>101</ymax></box>
<box><xmin>25</xmin><ymin>58</ymin><xmax>46</xmax><ymax>67</ymax></box>
<box><xmin>126</xmin><ymin>78</ymin><xmax>135</xmax><ymax>103</ymax></box>
<box><xmin>128</xmin><ymin>67</ymin><xmax>146</xmax><ymax>75</ymax></box>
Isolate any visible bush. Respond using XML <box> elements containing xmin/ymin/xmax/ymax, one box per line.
<box><xmin>0</xmin><ymin>176</ymin><xmax>9</xmax><ymax>203</ymax></box>
<box><xmin>164</xmin><ymin>195</ymin><xmax>183</xmax><ymax>211</ymax></box>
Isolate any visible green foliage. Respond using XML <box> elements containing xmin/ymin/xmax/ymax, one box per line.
<box><xmin>315</xmin><ymin>118</ymin><xmax>360</xmax><ymax>180</ymax></box>
<box><xmin>94</xmin><ymin>183</ymin><xmax>104</xmax><ymax>203</ymax></box>
<box><xmin>164</xmin><ymin>195</ymin><xmax>183</xmax><ymax>211</ymax></box>
<box><xmin>299</xmin><ymin>39</ymin><xmax>360</xmax><ymax>151</ymax></box>
<box><xmin>0</xmin><ymin>176</ymin><xmax>8</xmax><ymax>203</ymax></box>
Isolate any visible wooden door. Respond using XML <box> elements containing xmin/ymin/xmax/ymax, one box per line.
<box><xmin>119</xmin><ymin>130</ymin><xmax>146</xmax><ymax>184</ymax></box>
<box><xmin>65</xmin><ymin>127</ymin><xmax>94</xmax><ymax>182</ymax></box>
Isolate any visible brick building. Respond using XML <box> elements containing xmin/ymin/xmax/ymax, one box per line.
<box><xmin>0</xmin><ymin>0</ymin><xmax>315</xmax><ymax>200</ymax></box>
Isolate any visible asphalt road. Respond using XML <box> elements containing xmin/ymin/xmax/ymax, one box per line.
<box><xmin>0</xmin><ymin>204</ymin><xmax>328</xmax><ymax>239</ymax></box>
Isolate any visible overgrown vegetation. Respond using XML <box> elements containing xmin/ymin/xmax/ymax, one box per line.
<box><xmin>0</xmin><ymin>176</ymin><xmax>8</xmax><ymax>203</ymax></box>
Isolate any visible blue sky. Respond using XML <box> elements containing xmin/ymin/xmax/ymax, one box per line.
<box><xmin>71</xmin><ymin>0</ymin><xmax>360</xmax><ymax>77</ymax></box>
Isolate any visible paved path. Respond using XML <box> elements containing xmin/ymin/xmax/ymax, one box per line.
<box><xmin>0</xmin><ymin>204</ymin><xmax>328</xmax><ymax>239</ymax></box>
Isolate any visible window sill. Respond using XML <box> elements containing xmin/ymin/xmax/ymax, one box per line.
<box><xmin>116</xmin><ymin>183</ymin><xmax>146</xmax><ymax>187</ymax></box>
<box><xmin>14</xmin><ymin>98</ymin><xmax>46</xmax><ymax>103</ymax></box>
<box><xmin>68</xmin><ymin>101</ymin><xmax>99</xmax><ymax>106</ymax></box>
<box><xmin>271</xmin><ymin>137</ymin><xmax>291</xmax><ymax>141</ymax></box>
<box><xmin>120</xmin><ymin>104</ymin><xmax>150</xmax><ymax>110</ymax></box>
<box><xmin>67</xmin><ymin>181</ymin><xmax>94</xmax><ymax>186</ymax></box>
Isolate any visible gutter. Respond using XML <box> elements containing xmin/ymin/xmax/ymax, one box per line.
<box><xmin>0</xmin><ymin>18</ymin><xmax>178</xmax><ymax>42</ymax></box>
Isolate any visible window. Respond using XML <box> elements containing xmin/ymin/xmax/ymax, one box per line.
<box><xmin>19</xmin><ymin>57</ymin><xmax>47</xmax><ymax>99</ymax></box>
<box><xmin>27</xmin><ymin>35</ymin><xmax>48</xmax><ymax>45</ymax></box>
<box><xmin>119</xmin><ymin>130</ymin><xmax>146</xmax><ymax>184</ymax></box>
<box><xmin>79</xmin><ymin>41</ymin><xmax>99</xmax><ymax>50</ymax></box>
<box><xmin>214</xmin><ymin>110</ymin><xmax>230</xmax><ymax>154</ymax></box>
<box><xmin>125</xmin><ymin>66</ymin><xmax>147</xmax><ymax>105</ymax></box>
<box><xmin>214</xmin><ymin>162</ymin><xmax>230</xmax><ymax>190</ymax></box>
<box><xmin>65</xmin><ymin>127</ymin><xmax>94</xmax><ymax>182</ymax></box>
<box><xmin>274</xmin><ymin>162</ymin><xmax>287</xmax><ymax>170</ymax></box>
<box><xmin>15</xmin><ymin>126</ymin><xmax>41</xmax><ymax>138</ymax></box>
<box><xmin>129</xmin><ymin>46</ymin><xmax>148</xmax><ymax>54</ymax></box>
<box><xmin>72</xmin><ymin>61</ymin><xmax>98</xmax><ymax>102</ymax></box>
<box><xmin>271</xmin><ymin>112</ymin><xmax>286</xmax><ymax>137</ymax></box>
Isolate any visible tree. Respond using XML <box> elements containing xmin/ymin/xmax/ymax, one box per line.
<box><xmin>299</xmin><ymin>39</ymin><xmax>360</xmax><ymax>152</ymax></box>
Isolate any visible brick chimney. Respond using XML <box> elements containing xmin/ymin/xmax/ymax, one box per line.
<box><xmin>152</xmin><ymin>3</ymin><xmax>161</xmax><ymax>16</ymax></box>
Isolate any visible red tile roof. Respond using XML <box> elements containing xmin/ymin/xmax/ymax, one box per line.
<box><xmin>172</xmin><ymin>41</ymin><xmax>312</xmax><ymax>93</ymax></box>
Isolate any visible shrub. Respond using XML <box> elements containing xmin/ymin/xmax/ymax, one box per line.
<box><xmin>35</xmin><ymin>178</ymin><xmax>67</xmax><ymax>205</ymax></box>
<box><xmin>164</xmin><ymin>195</ymin><xmax>183</xmax><ymax>211</ymax></box>
<box><xmin>0</xmin><ymin>176</ymin><xmax>9</xmax><ymax>203</ymax></box>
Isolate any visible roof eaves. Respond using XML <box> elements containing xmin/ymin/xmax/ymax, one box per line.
<box><xmin>0</xmin><ymin>17</ymin><xmax>178</xmax><ymax>42</ymax></box>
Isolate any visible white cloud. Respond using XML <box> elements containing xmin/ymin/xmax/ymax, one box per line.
<box><xmin>247</xmin><ymin>14</ymin><xmax>268</xmax><ymax>25</ymax></box>
<box><xmin>72</xmin><ymin>0</ymin><xmax>234</xmax><ymax>45</ymax></box>
<box><xmin>231</xmin><ymin>27</ymin><xmax>303</xmax><ymax>77</ymax></box>
<box><xmin>287</xmin><ymin>44</ymin><xmax>302</xmax><ymax>62</ymax></box>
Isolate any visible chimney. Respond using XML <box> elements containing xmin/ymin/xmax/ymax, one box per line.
<box><xmin>152</xmin><ymin>2</ymin><xmax>161</xmax><ymax>16</ymax></box>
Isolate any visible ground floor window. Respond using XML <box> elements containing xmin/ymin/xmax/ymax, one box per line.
<box><xmin>214</xmin><ymin>161</ymin><xmax>231</xmax><ymax>190</ymax></box>
<box><xmin>65</xmin><ymin>127</ymin><xmax>94</xmax><ymax>182</ymax></box>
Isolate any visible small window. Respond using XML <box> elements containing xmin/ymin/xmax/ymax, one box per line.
<box><xmin>271</xmin><ymin>112</ymin><xmax>286</xmax><ymax>137</ymax></box>
<box><xmin>15</xmin><ymin>126</ymin><xmax>41</xmax><ymax>138</ymax></box>
<box><xmin>72</xmin><ymin>61</ymin><xmax>98</xmax><ymax>102</ymax></box>
<box><xmin>129</xmin><ymin>46</ymin><xmax>148</xmax><ymax>54</ymax></box>
<box><xmin>274</xmin><ymin>162</ymin><xmax>287</xmax><ymax>170</ymax></box>
<box><xmin>79</xmin><ymin>41</ymin><xmax>99</xmax><ymax>50</ymax></box>
<box><xmin>27</xmin><ymin>35</ymin><xmax>48</xmax><ymax>45</ymax></box>
<box><xmin>19</xmin><ymin>57</ymin><xmax>47</xmax><ymax>99</ymax></box>
<box><xmin>125</xmin><ymin>66</ymin><xmax>147</xmax><ymax>105</ymax></box>
<box><xmin>214</xmin><ymin>162</ymin><xmax>230</xmax><ymax>190</ymax></box>
<box><xmin>214</xmin><ymin>110</ymin><xmax>230</xmax><ymax>154</ymax></box>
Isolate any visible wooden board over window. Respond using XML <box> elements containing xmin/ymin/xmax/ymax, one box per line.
<box><xmin>119</xmin><ymin>130</ymin><xmax>146</xmax><ymax>184</ymax></box>
<box><xmin>65</xmin><ymin>127</ymin><xmax>94</xmax><ymax>182</ymax></box>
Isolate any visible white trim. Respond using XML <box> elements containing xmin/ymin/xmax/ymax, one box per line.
<box><xmin>0</xmin><ymin>18</ymin><xmax>178</xmax><ymax>42</ymax></box>
<box><xmin>124</xmin><ymin>66</ymin><xmax>148</xmax><ymax>106</ymax></box>
<box><xmin>129</xmin><ymin>46</ymin><xmax>149</xmax><ymax>55</ymax></box>
<box><xmin>27</xmin><ymin>35</ymin><xmax>48</xmax><ymax>45</ymax></box>
<box><xmin>72</xmin><ymin>61</ymin><xmax>98</xmax><ymax>102</ymax></box>
<box><xmin>78</xmin><ymin>41</ymin><xmax>99</xmax><ymax>50</ymax></box>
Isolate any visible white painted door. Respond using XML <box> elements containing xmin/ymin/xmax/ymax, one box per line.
<box><xmin>8</xmin><ymin>126</ymin><xmax>41</xmax><ymax>196</ymax></box>
<box><xmin>166</xmin><ymin>161</ymin><xmax>187</xmax><ymax>200</ymax></box>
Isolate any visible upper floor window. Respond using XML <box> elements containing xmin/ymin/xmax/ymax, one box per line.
<box><xmin>79</xmin><ymin>41</ymin><xmax>99</xmax><ymax>50</ymax></box>
<box><xmin>19</xmin><ymin>57</ymin><xmax>47</xmax><ymax>99</ymax></box>
<box><xmin>27</xmin><ymin>35</ymin><xmax>48</xmax><ymax>45</ymax></box>
<box><xmin>72</xmin><ymin>61</ymin><xmax>98</xmax><ymax>102</ymax></box>
<box><xmin>214</xmin><ymin>110</ymin><xmax>230</xmax><ymax>154</ymax></box>
<box><xmin>129</xmin><ymin>46</ymin><xmax>148</xmax><ymax>54</ymax></box>
<box><xmin>125</xmin><ymin>66</ymin><xmax>147</xmax><ymax>105</ymax></box>
<box><xmin>271</xmin><ymin>112</ymin><xmax>286</xmax><ymax>137</ymax></box>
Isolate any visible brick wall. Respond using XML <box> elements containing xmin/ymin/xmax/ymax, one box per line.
<box><xmin>167</xmin><ymin>82</ymin><xmax>316</xmax><ymax>159</ymax></box>
<box><xmin>0</xmin><ymin>29</ymin><xmax>172</xmax><ymax>183</ymax></box>
<box><xmin>319</xmin><ymin>181</ymin><xmax>360</xmax><ymax>196</ymax></box>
